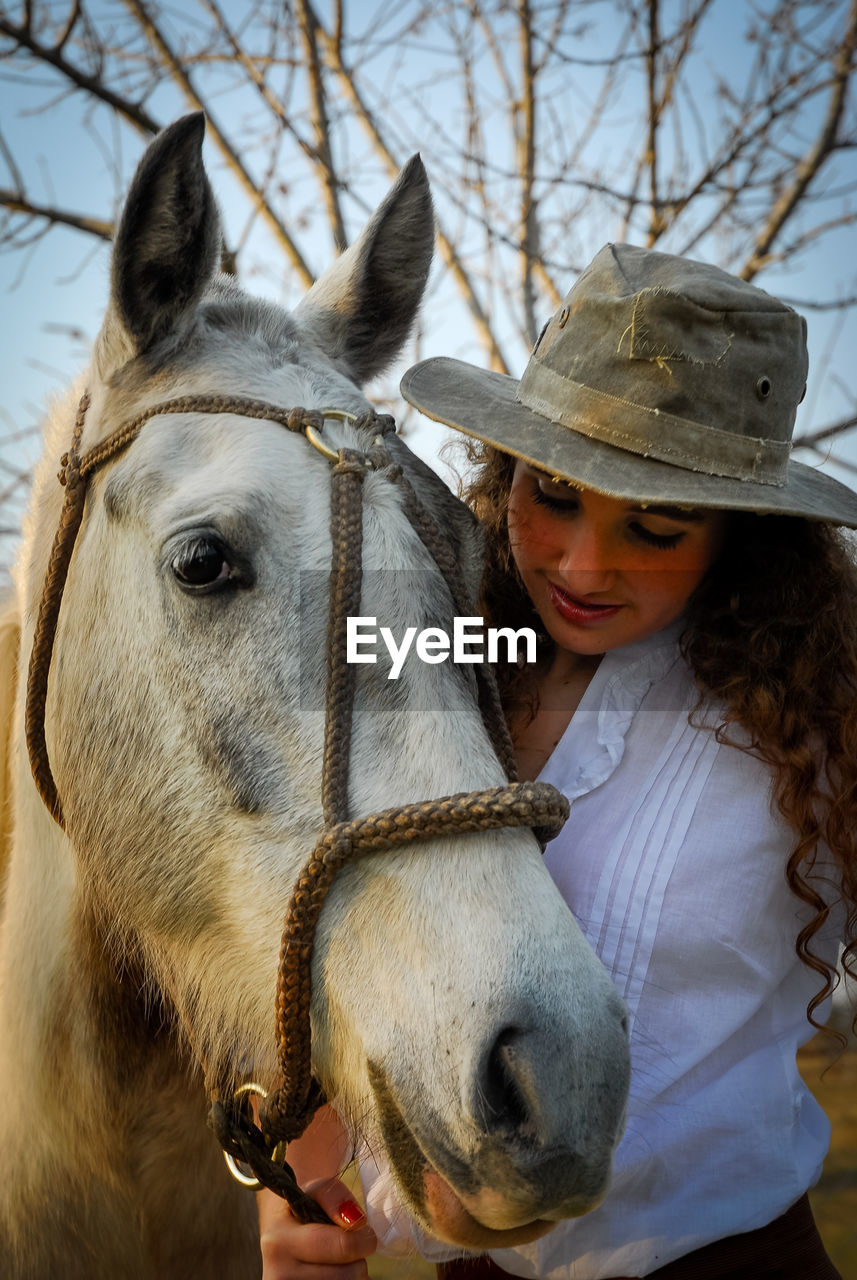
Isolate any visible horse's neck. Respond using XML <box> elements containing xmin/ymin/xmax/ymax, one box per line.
<box><xmin>0</xmin><ymin>790</ymin><xmax>149</xmax><ymax>1152</ymax></box>
<box><xmin>0</xmin><ymin>780</ymin><xmax>256</xmax><ymax>1277</ymax></box>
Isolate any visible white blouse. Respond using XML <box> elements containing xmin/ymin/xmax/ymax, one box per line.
<box><xmin>361</xmin><ymin>625</ymin><xmax>843</xmax><ymax>1278</ymax></box>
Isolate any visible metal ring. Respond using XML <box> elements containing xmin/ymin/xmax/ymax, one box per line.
<box><xmin>320</xmin><ymin>408</ymin><xmax>359</xmax><ymax>422</ymax></box>
<box><xmin>304</xmin><ymin>423</ymin><xmax>340</xmax><ymax>463</ymax></box>
<box><xmin>305</xmin><ymin>409</ymin><xmax>366</xmax><ymax>465</ymax></box>
<box><xmin>223</xmin><ymin>1081</ymin><xmax>268</xmax><ymax>1189</ymax></box>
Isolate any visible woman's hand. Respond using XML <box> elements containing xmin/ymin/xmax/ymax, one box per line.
<box><xmin>256</xmin><ymin>1104</ymin><xmax>377</xmax><ymax>1278</ymax></box>
<box><xmin>258</xmin><ymin>1179</ymin><xmax>378</xmax><ymax>1279</ymax></box>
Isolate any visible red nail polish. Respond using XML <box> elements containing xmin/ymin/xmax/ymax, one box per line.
<box><xmin>337</xmin><ymin>1198</ymin><xmax>366</xmax><ymax>1227</ymax></box>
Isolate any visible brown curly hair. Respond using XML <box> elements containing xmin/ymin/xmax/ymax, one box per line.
<box><xmin>454</xmin><ymin>438</ymin><xmax>857</xmax><ymax>1034</ymax></box>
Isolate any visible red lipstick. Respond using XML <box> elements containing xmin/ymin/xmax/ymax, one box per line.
<box><xmin>548</xmin><ymin>581</ymin><xmax>624</xmax><ymax>625</ymax></box>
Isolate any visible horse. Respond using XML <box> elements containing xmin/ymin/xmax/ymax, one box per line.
<box><xmin>0</xmin><ymin>115</ymin><xmax>629</xmax><ymax>1278</ymax></box>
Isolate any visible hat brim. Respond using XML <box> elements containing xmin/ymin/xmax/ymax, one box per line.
<box><xmin>401</xmin><ymin>357</ymin><xmax>857</xmax><ymax>528</ymax></box>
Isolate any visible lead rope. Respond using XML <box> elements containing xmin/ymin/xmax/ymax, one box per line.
<box><xmin>26</xmin><ymin>393</ymin><xmax>569</xmax><ymax>1224</ymax></box>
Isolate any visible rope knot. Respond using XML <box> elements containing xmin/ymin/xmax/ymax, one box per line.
<box><xmin>318</xmin><ymin>828</ymin><xmax>354</xmax><ymax>869</ymax></box>
<box><xmin>57</xmin><ymin>449</ymin><xmax>82</xmax><ymax>490</ymax></box>
<box><xmin>368</xmin><ymin>444</ymin><xmax>397</xmax><ymax>474</ymax></box>
<box><xmin>288</xmin><ymin>407</ymin><xmax>323</xmax><ymax>433</ymax></box>
<box><xmin>209</xmin><ymin>1094</ymin><xmax>332</xmax><ymax>1224</ymax></box>
<box><xmin>333</xmin><ymin>448</ymin><xmax>369</xmax><ymax>478</ymax></box>
<box><xmin>370</xmin><ymin>412</ymin><xmax>397</xmax><ymax>437</ymax></box>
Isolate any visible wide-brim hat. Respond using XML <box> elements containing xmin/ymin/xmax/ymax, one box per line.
<box><xmin>401</xmin><ymin>243</ymin><xmax>857</xmax><ymax>527</ymax></box>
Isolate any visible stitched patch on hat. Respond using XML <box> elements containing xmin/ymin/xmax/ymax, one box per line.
<box><xmin>625</xmin><ymin>288</ymin><xmax>732</xmax><ymax>366</ymax></box>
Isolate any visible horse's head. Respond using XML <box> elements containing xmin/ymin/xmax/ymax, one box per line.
<box><xmin>21</xmin><ymin>116</ymin><xmax>629</xmax><ymax>1250</ymax></box>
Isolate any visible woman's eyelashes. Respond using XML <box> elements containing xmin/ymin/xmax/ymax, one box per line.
<box><xmin>627</xmin><ymin>522</ymin><xmax>684</xmax><ymax>550</ymax></box>
<box><xmin>530</xmin><ymin>483</ymin><xmax>579</xmax><ymax>514</ymax></box>
<box><xmin>530</xmin><ymin>482</ymin><xmax>685</xmax><ymax>551</ymax></box>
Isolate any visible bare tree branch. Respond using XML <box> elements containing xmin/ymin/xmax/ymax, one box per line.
<box><xmin>0</xmin><ymin>124</ymin><xmax>24</xmax><ymax>194</ymax></box>
<box><xmin>55</xmin><ymin>0</ymin><xmax>82</xmax><ymax>54</ymax></box>
<box><xmin>518</xmin><ymin>0</ymin><xmax>539</xmax><ymax>345</ymax></box>
<box><xmin>794</xmin><ymin>413</ymin><xmax>857</xmax><ymax>449</ymax></box>
<box><xmin>193</xmin><ymin>0</ymin><xmax>348</xmax><ymax>227</ymax></box>
<box><xmin>645</xmin><ymin>0</ymin><xmax>662</xmax><ymax>243</ymax></box>
<box><xmin>120</xmin><ymin>0</ymin><xmax>315</xmax><ymax>286</ymax></box>
<box><xmin>0</xmin><ymin>11</ymin><xmax>159</xmax><ymax>138</ymax></box>
<box><xmin>0</xmin><ymin>187</ymin><xmax>112</xmax><ymax>239</ymax></box>
<box><xmin>779</xmin><ymin>292</ymin><xmax>857</xmax><ymax>311</ymax></box>
<box><xmin>296</xmin><ymin>0</ymin><xmax>347</xmax><ymax>253</ymax></box>
<box><xmin>741</xmin><ymin>0</ymin><xmax>857</xmax><ymax>279</ymax></box>
<box><xmin>314</xmin><ymin>1</ymin><xmax>511</xmax><ymax>372</ymax></box>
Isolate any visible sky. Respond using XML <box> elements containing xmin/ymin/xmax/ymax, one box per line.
<box><xmin>1</xmin><ymin>0</ymin><xmax>856</xmax><ymax>583</ymax></box>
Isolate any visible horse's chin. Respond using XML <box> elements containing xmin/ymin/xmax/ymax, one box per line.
<box><xmin>422</xmin><ymin>1168</ymin><xmax>559</xmax><ymax>1249</ymax></box>
<box><xmin>367</xmin><ymin>1059</ymin><xmax>611</xmax><ymax>1249</ymax></box>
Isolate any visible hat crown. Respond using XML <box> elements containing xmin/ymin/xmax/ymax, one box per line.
<box><xmin>519</xmin><ymin>243</ymin><xmax>808</xmax><ymax>484</ymax></box>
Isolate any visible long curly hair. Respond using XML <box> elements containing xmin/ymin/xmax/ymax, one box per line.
<box><xmin>456</xmin><ymin>438</ymin><xmax>857</xmax><ymax>1034</ymax></box>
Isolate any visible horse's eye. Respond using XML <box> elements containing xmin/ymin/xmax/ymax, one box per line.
<box><xmin>171</xmin><ymin>537</ymin><xmax>231</xmax><ymax>590</ymax></box>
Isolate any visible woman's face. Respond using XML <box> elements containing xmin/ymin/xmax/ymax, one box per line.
<box><xmin>507</xmin><ymin>461</ymin><xmax>728</xmax><ymax>655</ymax></box>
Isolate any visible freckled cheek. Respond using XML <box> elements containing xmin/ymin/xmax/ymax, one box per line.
<box><xmin>507</xmin><ymin>506</ymin><xmax>564</xmax><ymax>565</ymax></box>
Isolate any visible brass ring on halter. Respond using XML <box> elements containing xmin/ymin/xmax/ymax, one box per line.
<box><xmin>304</xmin><ymin>424</ymin><xmax>340</xmax><ymax>464</ymax></box>
<box><xmin>303</xmin><ymin>408</ymin><xmax>361</xmax><ymax>465</ymax></box>
<box><xmin>222</xmin><ymin>1082</ymin><xmax>287</xmax><ymax>1188</ymax></box>
<box><xmin>320</xmin><ymin>408</ymin><xmax>359</xmax><ymax>422</ymax></box>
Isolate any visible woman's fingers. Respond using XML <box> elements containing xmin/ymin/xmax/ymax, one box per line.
<box><xmin>296</xmin><ymin>1176</ymin><xmax>377</xmax><ymax>1253</ymax></box>
<box><xmin>258</xmin><ymin>1178</ymin><xmax>377</xmax><ymax>1278</ymax></box>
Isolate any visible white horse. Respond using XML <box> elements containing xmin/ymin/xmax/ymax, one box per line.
<box><xmin>0</xmin><ymin>116</ymin><xmax>629</xmax><ymax>1278</ymax></box>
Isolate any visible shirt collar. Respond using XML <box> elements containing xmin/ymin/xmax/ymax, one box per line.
<box><xmin>538</xmin><ymin>620</ymin><xmax>684</xmax><ymax>802</ymax></box>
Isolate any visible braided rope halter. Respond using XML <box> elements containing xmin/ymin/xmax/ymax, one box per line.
<box><xmin>26</xmin><ymin>391</ymin><xmax>569</xmax><ymax>1223</ymax></box>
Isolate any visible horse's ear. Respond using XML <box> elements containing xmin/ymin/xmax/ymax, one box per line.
<box><xmin>97</xmin><ymin>113</ymin><xmax>220</xmax><ymax>371</ymax></box>
<box><xmin>295</xmin><ymin>155</ymin><xmax>434</xmax><ymax>384</ymax></box>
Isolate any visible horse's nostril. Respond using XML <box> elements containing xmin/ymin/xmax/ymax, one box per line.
<box><xmin>478</xmin><ymin>1027</ymin><xmax>532</xmax><ymax>1137</ymax></box>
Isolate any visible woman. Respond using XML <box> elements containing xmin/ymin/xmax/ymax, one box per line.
<box><xmin>258</xmin><ymin>244</ymin><xmax>857</xmax><ymax>1279</ymax></box>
